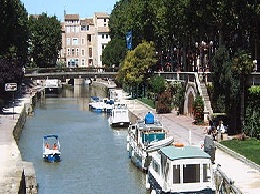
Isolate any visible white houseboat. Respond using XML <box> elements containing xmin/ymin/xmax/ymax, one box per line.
<box><xmin>127</xmin><ymin>112</ymin><xmax>174</xmax><ymax>172</ymax></box>
<box><xmin>146</xmin><ymin>144</ymin><xmax>216</xmax><ymax>194</ymax></box>
<box><xmin>44</xmin><ymin>79</ymin><xmax>62</xmax><ymax>94</ymax></box>
<box><xmin>108</xmin><ymin>102</ymin><xmax>130</xmax><ymax>127</ymax></box>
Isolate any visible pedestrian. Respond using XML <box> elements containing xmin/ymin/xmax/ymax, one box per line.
<box><xmin>203</xmin><ymin>130</ymin><xmax>216</xmax><ymax>164</ymax></box>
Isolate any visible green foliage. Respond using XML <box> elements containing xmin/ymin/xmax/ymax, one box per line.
<box><xmin>244</xmin><ymin>86</ymin><xmax>260</xmax><ymax>137</ymax></box>
<box><xmin>149</xmin><ymin>75</ymin><xmax>166</xmax><ymax>95</ymax></box>
<box><xmin>29</xmin><ymin>13</ymin><xmax>62</xmax><ymax>68</ymax></box>
<box><xmin>102</xmin><ymin>38</ymin><xmax>126</xmax><ymax>67</ymax></box>
<box><xmin>156</xmin><ymin>90</ymin><xmax>172</xmax><ymax>114</ymax></box>
<box><xmin>193</xmin><ymin>95</ymin><xmax>204</xmax><ymax>124</ymax></box>
<box><xmin>0</xmin><ymin>0</ymin><xmax>28</xmax><ymax>61</ymax></box>
<box><xmin>168</xmin><ymin>81</ymin><xmax>185</xmax><ymax>113</ymax></box>
<box><xmin>117</xmin><ymin>41</ymin><xmax>157</xmax><ymax>85</ymax></box>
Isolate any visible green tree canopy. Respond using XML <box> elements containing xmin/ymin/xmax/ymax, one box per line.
<box><xmin>0</xmin><ymin>0</ymin><xmax>28</xmax><ymax>61</ymax></box>
<box><xmin>29</xmin><ymin>13</ymin><xmax>62</xmax><ymax>68</ymax></box>
<box><xmin>102</xmin><ymin>38</ymin><xmax>126</xmax><ymax>67</ymax></box>
<box><xmin>117</xmin><ymin>41</ymin><xmax>157</xmax><ymax>85</ymax></box>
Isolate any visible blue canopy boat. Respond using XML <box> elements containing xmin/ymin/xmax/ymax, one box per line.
<box><xmin>43</xmin><ymin>135</ymin><xmax>61</xmax><ymax>162</ymax></box>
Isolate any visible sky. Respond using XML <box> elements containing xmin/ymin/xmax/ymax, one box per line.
<box><xmin>21</xmin><ymin>0</ymin><xmax>119</xmax><ymax>21</ymax></box>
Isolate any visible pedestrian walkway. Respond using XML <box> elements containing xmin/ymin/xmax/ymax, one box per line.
<box><xmin>122</xmin><ymin>99</ymin><xmax>260</xmax><ymax>194</ymax></box>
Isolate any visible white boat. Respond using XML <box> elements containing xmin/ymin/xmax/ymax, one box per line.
<box><xmin>146</xmin><ymin>144</ymin><xmax>216</xmax><ymax>194</ymax></box>
<box><xmin>43</xmin><ymin>135</ymin><xmax>61</xmax><ymax>162</ymax></box>
<box><xmin>108</xmin><ymin>102</ymin><xmax>130</xmax><ymax>127</ymax></box>
<box><xmin>89</xmin><ymin>97</ymin><xmax>114</xmax><ymax>113</ymax></box>
<box><xmin>44</xmin><ymin>79</ymin><xmax>62</xmax><ymax>94</ymax></box>
<box><xmin>127</xmin><ymin>112</ymin><xmax>174</xmax><ymax>172</ymax></box>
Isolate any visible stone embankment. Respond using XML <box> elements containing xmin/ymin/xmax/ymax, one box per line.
<box><xmin>0</xmin><ymin>90</ymin><xmax>40</xmax><ymax>194</ymax></box>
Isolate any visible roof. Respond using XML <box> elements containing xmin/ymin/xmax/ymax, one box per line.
<box><xmin>65</xmin><ymin>14</ymin><xmax>79</xmax><ymax>20</ymax></box>
<box><xmin>160</xmin><ymin>145</ymin><xmax>210</xmax><ymax>160</ymax></box>
<box><xmin>44</xmin><ymin>135</ymin><xmax>59</xmax><ymax>140</ymax></box>
<box><xmin>94</xmin><ymin>12</ymin><xmax>109</xmax><ymax>19</ymax></box>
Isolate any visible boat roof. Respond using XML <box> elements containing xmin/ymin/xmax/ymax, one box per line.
<box><xmin>136</xmin><ymin>120</ymin><xmax>164</xmax><ymax>131</ymax></box>
<box><xmin>44</xmin><ymin>135</ymin><xmax>59</xmax><ymax>140</ymax></box>
<box><xmin>159</xmin><ymin>145</ymin><xmax>210</xmax><ymax>160</ymax></box>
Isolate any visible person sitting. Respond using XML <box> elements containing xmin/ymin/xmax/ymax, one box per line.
<box><xmin>53</xmin><ymin>143</ymin><xmax>58</xmax><ymax>150</ymax></box>
<box><xmin>45</xmin><ymin>143</ymin><xmax>50</xmax><ymax>149</ymax></box>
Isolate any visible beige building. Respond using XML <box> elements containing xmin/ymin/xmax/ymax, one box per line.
<box><xmin>59</xmin><ymin>12</ymin><xmax>110</xmax><ymax>68</ymax></box>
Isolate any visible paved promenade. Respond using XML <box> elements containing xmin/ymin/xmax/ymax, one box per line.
<box><xmin>0</xmin><ymin>93</ymin><xmax>37</xmax><ymax>194</ymax></box>
<box><xmin>122</xmin><ymin>99</ymin><xmax>260</xmax><ymax>194</ymax></box>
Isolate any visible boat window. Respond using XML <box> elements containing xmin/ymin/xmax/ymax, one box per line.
<box><xmin>183</xmin><ymin>164</ymin><xmax>200</xmax><ymax>183</ymax></box>
<box><xmin>152</xmin><ymin>160</ymin><xmax>160</xmax><ymax>175</ymax></box>
<box><xmin>203</xmin><ymin>163</ymin><xmax>211</xmax><ymax>182</ymax></box>
<box><xmin>172</xmin><ymin>165</ymin><xmax>180</xmax><ymax>184</ymax></box>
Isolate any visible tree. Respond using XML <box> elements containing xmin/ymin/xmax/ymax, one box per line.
<box><xmin>29</xmin><ymin>13</ymin><xmax>62</xmax><ymax>68</ymax></box>
<box><xmin>102</xmin><ymin>38</ymin><xmax>126</xmax><ymax>68</ymax></box>
<box><xmin>0</xmin><ymin>0</ymin><xmax>28</xmax><ymax>102</ymax></box>
<box><xmin>0</xmin><ymin>0</ymin><xmax>29</xmax><ymax>61</ymax></box>
<box><xmin>117</xmin><ymin>41</ymin><xmax>157</xmax><ymax>98</ymax></box>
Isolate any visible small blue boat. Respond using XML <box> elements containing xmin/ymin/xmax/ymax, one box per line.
<box><xmin>43</xmin><ymin>135</ymin><xmax>61</xmax><ymax>162</ymax></box>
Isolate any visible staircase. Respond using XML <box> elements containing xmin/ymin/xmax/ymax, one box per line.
<box><xmin>200</xmin><ymin>82</ymin><xmax>213</xmax><ymax>120</ymax></box>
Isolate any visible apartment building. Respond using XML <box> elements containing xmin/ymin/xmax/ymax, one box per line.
<box><xmin>60</xmin><ymin>12</ymin><xmax>110</xmax><ymax>68</ymax></box>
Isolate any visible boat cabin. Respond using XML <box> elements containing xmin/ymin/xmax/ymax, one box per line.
<box><xmin>147</xmin><ymin>145</ymin><xmax>215</xmax><ymax>193</ymax></box>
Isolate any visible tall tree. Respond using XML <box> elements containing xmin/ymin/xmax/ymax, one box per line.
<box><xmin>102</xmin><ymin>38</ymin><xmax>126</xmax><ymax>68</ymax></box>
<box><xmin>0</xmin><ymin>0</ymin><xmax>28</xmax><ymax>60</ymax></box>
<box><xmin>29</xmin><ymin>13</ymin><xmax>62</xmax><ymax>68</ymax></box>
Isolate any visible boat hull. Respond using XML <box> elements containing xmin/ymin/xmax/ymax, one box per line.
<box><xmin>43</xmin><ymin>153</ymin><xmax>61</xmax><ymax>163</ymax></box>
<box><xmin>110</xmin><ymin>121</ymin><xmax>130</xmax><ymax>128</ymax></box>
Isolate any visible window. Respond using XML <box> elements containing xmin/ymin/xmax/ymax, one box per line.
<box><xmin>72</xmin><ymin>48</ymin><xmax>75</xmax><ymax>55</ymax></box>
<box><xmin>81</xmin><ymin>25</ymin><xmax>86</xmax><ymax>31</ymax></box>
<box><xmin>106</xmin><ymin>34</ymin><xmax>109</xmax><ymax>39</ymax></box>
<box><xmin>66</xmin><ymin>26</ymin><xmax>70</xmax><ymax>33</ymax></box>
<box><xmin>152</xmin><ymin>161</ymin><xmax>160</xmax><ymax>175</ymax></box>
<box><xmin>82</xmin><ymin>59</ymin><xmax>85</xmax><ymax>66</ymax></box>
<box><xmin>72</xmin><ymin>38</ymin><xmax>78</xmax><ymax>45</ymax></box>
<box><xmin>203</xmin><ymin>164</ymin><xmax>211</xmax><ymax>182</ymax></box>
<box><xmin>81</xmin><ymin>38</ymin><xmax>85</xmax><ymax>45</ymax></box>
<box><xmin>102</xmin><ymin>44</ymin><xmax>106</xmax><ymax>50</ymax></box>
<box><xmin>172</xmin><ymin>165</ymin><xmax>180</xmax><ymax>184</ymax></box>
<box><xmin>87</xmin><ymin>34</ymin><xmax>91</xmax><ymax>42</ymax></box>
<box><xmin>66</xmin><ymin>38</ymin><xmax>70</xmax><ymax>45</ymax></box>
<box><xmin>183</xmin><ymin>164</ymin><xmax>200</xmax><ymax>183</ymax></box>
<box><xmin>89</xmin><ymin>48</ymin><xmax>92</xmax><ymax>58</ymax></box>
<box><xmin>67</xmin><ymin>48</ymin><xmax>70</xmax><ymax>56</ymax></box>
<box><xmin>104</xmin><ymin>23</ymin><xmax>106</xmax><ymax>27</ymax></box>
<box><xmin>104</xmin><ymin>19</ymin><xmax>106</xmax><ymax>22</ymax></box>
<box><xmin>76</xmin><ymin>48</ymin><xmax>79</xmax><ymax>56</ymax></box>
<box><xmin>102</xmin><ymin>34</ymin><xmax>105</xmax><ymax>39</ymax></box>
<box><xmin>81</xmin><ymin>49</ymin><xmax>85</xmax><ymax>56</ymax></box>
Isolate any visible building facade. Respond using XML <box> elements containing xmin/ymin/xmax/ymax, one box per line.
<box><xmin>59</xmin><ymin>12</ymin><xmax>110</xmax><ymax>68</ymax></box>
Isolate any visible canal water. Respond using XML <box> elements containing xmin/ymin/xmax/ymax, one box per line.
<box><xmin>18</xmin><ymin>85</ymin><xmax>149</xmax><ymax>194</ymax></box>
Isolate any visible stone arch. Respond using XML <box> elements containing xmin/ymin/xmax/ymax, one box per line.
<box><xmin>183</xmin><ymin>83</ymin><xmax>197</xmax><ymax>115</ymax></box>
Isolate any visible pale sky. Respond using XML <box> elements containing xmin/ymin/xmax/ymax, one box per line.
<box><xmin>21</xmin><ymin>0</ymin><xmax>119</xmax><ymax>21</ymax></box>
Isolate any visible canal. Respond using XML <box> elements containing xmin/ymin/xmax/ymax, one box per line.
<box><xmin>18</xmin><ymin>84</ymin><xmax>149</xmax><ymax>194</ymax></box>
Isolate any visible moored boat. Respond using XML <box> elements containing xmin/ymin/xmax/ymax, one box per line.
<box><xmin>146</xmin><ymin>144</ymin><xmax>216</xmax><ymax>194</ymax></box>
<box><xmin>108</xmin><ymin>102</ymin><xmax>130</xmax><ymax>127</ymax></box>
<box><xmin>44</xmin><ymin>79</ymin><xmax>62</xmax><ymax>94</ymax></box>
<box><xmin>127</xmin><ymin>112</ymin><xmax>174</xmax><ymax>172</ymax></box>
<box><xmin>43</xmin><ymin>135</ymin><xmax>61</xmax><ymax>162</ymax></box>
